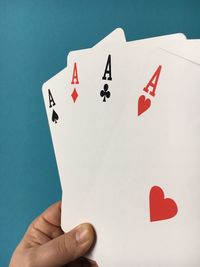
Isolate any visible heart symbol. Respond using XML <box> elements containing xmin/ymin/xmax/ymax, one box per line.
<box><xmin>52</xmin><ymin>109</ymin><xmax>59</xmax><ymax>124</ymax></box>
<box><xmin>149</xmin><ymin>186</ymin><xmax>178</xmax><ymax>222</ymax></box>
<box><xmin>138</xmin><ymin>95</ymin><xmax>151</xmax><ymax>116</ymax></box>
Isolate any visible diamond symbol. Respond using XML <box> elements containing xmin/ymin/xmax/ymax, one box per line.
<box><xmin>71</xmin><ymin>88</ymin><xmax>78</xmax><ymax>103</ymax></box>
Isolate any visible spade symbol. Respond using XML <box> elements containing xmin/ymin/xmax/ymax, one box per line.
<box><xmin>100</xmin><ymin>84</ymin><xmax>111</xmax><ymax>102</ymax></box>
<box><xmin>52</xmin><ymin>109</ymin><xmax>59</xmax><ymax>123</ymax></box>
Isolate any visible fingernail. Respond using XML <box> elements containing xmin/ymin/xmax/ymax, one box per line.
<box><xmin>75</xmin><ymin>224</ymin><xmax>90</xmax><ymax>245</ymax></box>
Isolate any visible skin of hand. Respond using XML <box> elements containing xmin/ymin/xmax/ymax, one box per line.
<box><xmin>9</xmin><ymin>202</ymin><xmax>98</xmax><ymax>267</ymax></box>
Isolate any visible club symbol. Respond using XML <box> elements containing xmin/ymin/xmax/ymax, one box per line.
<box><xmin>52</xmin><ymin>109</ymin><xmax>59</xmax><ymax>124</ymax></box>
<box><xmin>100</xmin><ymin>84</ymin><xmax>110</xmax><ymax>102</ymax></box>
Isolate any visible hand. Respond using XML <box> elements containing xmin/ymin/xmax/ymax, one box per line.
<box><xmin>9</xmin><ymin>201</ymin><xmax>98</xmax><ymax>267</ymax></box>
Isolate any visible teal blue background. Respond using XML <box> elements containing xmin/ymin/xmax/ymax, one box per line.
<box><xmin>0</xmin><ymin>0</ymin><xmax>200</xmax><ymax>266</ymax></box>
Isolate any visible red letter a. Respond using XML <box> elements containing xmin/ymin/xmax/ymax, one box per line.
<box><xmin>143</xmin><ymin>65</ymin><xmax>162</xmax><ymax>97</ymax></box>
<box><xmin>71</xmin><ymin>62</ymin><xmax>79</xmax><ymax>84</ymax></box>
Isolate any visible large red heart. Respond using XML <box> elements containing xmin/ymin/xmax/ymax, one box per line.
<box><xmin>149</xmin><ymin>186</ymin><xmax>178</xmax><ymax>222</ymax></box>
<box><xmin>138</xmin><ymin>95</ymin><xmax>151</xmax><ymax>116</ymax></box>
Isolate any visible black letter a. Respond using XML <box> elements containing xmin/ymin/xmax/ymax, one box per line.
<box><xmin>48</xmin><ymin>89</ymin><xmax>56</xmax><ymax>108</ymax></box>
<box><xmin>102</xmin><ymin>54</ymin><xmax>112</xmax><ymax>81</ymax></box>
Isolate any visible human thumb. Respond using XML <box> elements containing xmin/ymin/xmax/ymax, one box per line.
<box><xmin>35</xmin><ymin>223</ymin><xmax>95</xmax><ymax>267</ymax></box>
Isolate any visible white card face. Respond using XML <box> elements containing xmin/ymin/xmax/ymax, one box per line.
<box><xmin>66</xmin><ymin>48</ymin><xmax>200</xmax><ymax>266</ymax></box>
<box><xmin>41</xmin><ymin>33</ymin><xmax>192</xmax><ymax>267</ymax></box>
<box><xmin>61</xmin><ymin>33</ymin><xmax>187</xmax><ymax>227</ymax></box>
<box><xmin>42</xmin><ymin>28</ymin><xmax>126</xmax><ymax>188</ymax></box>
<box><xmin>67</xmin><ymin>33</ymin><xmax>186</xmax><ymax>66</ymax></box>
<box><xmin>42</xmin><ymin>33</ymin><xmax>187</xmax><ymax>196</ymax></box>
<box><xmin>160</xmin><ymin>40</ymin><xmax>200</xmax><ymax>65</ymax></box>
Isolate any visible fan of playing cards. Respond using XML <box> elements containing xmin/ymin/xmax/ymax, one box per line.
<box><xmin>42</xmin><ymin>28</ymin><xmax>200</xmax><ymax>266</ymax></box>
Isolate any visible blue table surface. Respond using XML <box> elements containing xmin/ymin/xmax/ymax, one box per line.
<box><xmin>1</xmin><ymin>0</ymin><xmax>200</xmax><ymax>266</ymax></box>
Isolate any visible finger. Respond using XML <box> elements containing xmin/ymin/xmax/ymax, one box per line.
<box><xmin>40</xmin><ymin>201</ymin><xmax>62</xmax><ymax>227</ymax></box>
<box><xmin>35</xmin><ymin>223</ymin><xmax>95</xmax><ymax>267</ymax></box>
<box><xmin>20</xmin><ymin>202</ymin><xmax>63</xmax><ymax>249</ymax></box>
<box><xmin>30</xmin><ymin>202</ymin><xmax>64</xmax><ymax>239</ymax></box>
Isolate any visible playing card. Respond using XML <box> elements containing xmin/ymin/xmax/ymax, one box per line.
<box><xmin>43</xmin><ymin>32</ymin><xmax>186</xmax><ymax>198</ymax></box>
<box><xmin>60</xmin><ymin>33</ymin><xmax>186</xmax><ymax>226</ymax></box>
<box><xmin>160</xmin><ymin>39</ymin><xmax>200</xmax><ymax>65</ymax></box>
<box><xmin>42</xmin><ymin>28</ymin><xmax>126</xmax><ymax>188</ymax></box>
<box><xmin>69</xmin><ymin>47</ymin><xmax>200</xmax><ymax>266</ymax></box>
<box><xmin>42</xmin><ymin>31</ymin><xmax>192</xmax><ymax>266</ymax></box>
